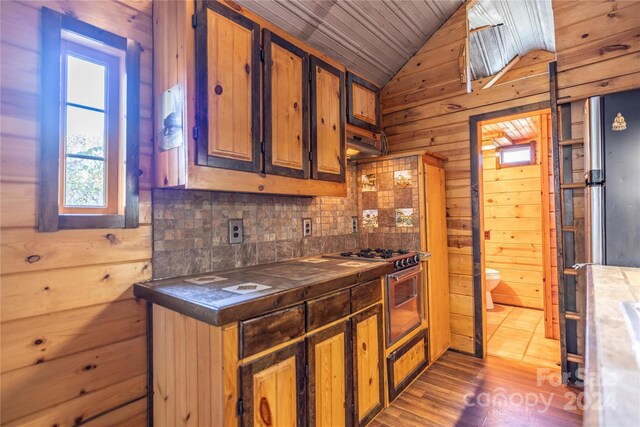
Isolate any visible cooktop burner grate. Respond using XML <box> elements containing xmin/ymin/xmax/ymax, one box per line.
<box><xmin>339</xmin><ymin>248</ymin><xmax>410</xmax><ymax>259</ymax></box>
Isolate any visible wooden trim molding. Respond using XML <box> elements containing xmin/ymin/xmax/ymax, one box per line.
<box><xmin>39</xmin><ymin>7</ymin><xmax>62</xmax><ymax>232</ymax></box>
<box><xmin>346</xmin><ymin>71</ymin><xmax>380</xmax><ymax>133</ymax></box>
<box><xmin>310</xmin><ymin>55</ymin><xmax>346</xmax><ymax>183</ymax></box>
<box><xmin>38</xmin><ymin>7</ymin><xmax>140</xmax><ymax>232</ymax></box>
<box><xmin>468</xmin><ymin>100</ymin><xmax>550</xmax><ymax>358</ymax></box>
<box><xmin>194</xmin><ymin>0</ymin><xmax>262</xmax><ymax>172</ymax></box>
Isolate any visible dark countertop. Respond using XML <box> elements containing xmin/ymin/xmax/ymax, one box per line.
<box><xmin>134</xmin><ymin>256</ymin><xmax>393</xmax><ymax>326</ymax></box>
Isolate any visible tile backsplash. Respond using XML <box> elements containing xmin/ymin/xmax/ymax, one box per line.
<box><xmin>356</xmin><ymin>156</ymin><xmax>421</xmax><ymax>251</ymax></box>
<box><xmin>152</xmin><ymin>165</ymin><xmax>359</xmax><ymax>279</ymax></box>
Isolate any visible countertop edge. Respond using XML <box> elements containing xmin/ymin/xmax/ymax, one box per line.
<box><xmin>135</xmin><ymin>262</ymin><xmax>393</xmax><ymax>326</ymax></box>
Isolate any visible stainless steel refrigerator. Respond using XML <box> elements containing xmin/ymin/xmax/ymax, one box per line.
<box><xmin>584</xmin><ymin>89</ymin><xmax>640</xmax><ymax>267</ymax></box>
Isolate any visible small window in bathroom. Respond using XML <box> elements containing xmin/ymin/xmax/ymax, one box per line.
<box><xmin>497</xmin><ymin>142</ymin><xmax>536</xmax><ymax>169</ymax></box>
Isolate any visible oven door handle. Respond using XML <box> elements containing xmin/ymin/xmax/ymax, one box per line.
<box><xmin>388</xmin><ymin>265</ymin><xmax>421</xmax><ymax>281</ymax></box>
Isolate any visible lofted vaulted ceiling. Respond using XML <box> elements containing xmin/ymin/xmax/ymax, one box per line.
<box><xmin>237</xmin><ymin>0</ymin><xmax>555</xmax><ymax>87</ymax></box>
<box><xmin>236</xmin><ymin>0</ymin><xmax>464</xmax><ymax>87</ymax></box>
<box><xmin>468</xmin><ymin>0</ymin><xmax>555</xmax><ymax>80</ymax></box>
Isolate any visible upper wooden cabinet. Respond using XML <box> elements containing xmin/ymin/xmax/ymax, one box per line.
<box><xmin>263</xmin><ymin>30</ymin><xmax>310</xmax><ymax>179</ymax></box>
<box><xmin>311</xmin><ymin>57</ymin><xmax>346</xmax><ymax>183</ymax></box>
<box><xmin>346</xmin><ymin>72</ymin><xmax>380</xmax><ymax>133</ymax></box>
<box><xmin>154</xmin><ymin>1</ymin><xmax>349</xmax><ymax>196</ymax></box>
<box><xmin>195</xmin><ymin>1</ymin><xmax>261</xmax><ymax>172</ymax></box>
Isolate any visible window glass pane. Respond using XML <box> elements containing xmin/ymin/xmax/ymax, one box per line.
<box><xmin>65</xmin><ymin>157</ymin><xmax>105</xmax><ymax>207</ymax></box>
<box><xmin>66</xmin><ymin>105</ymin><xmax>105</xmax><ymax>157</ymax></box>
<box><xmin>501</xmin><ymin>146</ymin><xmax>531</xmax><ymax>164</ymax></box>
<box><xmin>66</xmin><ymin>54</ymin><xmax>106</xmax><ymax>110</ymax></box>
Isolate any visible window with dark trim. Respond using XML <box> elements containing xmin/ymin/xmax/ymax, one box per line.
<box><xmin>39</xmin><ymin>7</ymin><xmax>141</xmax><ymax>231</ymax></box>
<box><xmin>496</xmin><ymin>142</ymin><xmax>536</xmax><ymax>169</ymax></box>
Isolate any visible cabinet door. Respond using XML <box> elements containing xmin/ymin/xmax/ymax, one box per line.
<box><xmin>346</xmin><ymin>72</ymin><xmax>380</xmax><ymax>133</ymax></box>
<box><xmin>386</xmin><ymin>328</ymin><xmax>428</xmax><ymax>402</ymax></box>
<box><xmin>195</xmin><ymin>1</ymin><xmax>261</xmax><ymax>172</ymax></box>
<box><xmin>307</xmin><ymin>321</ymin><xmax>353</xmax><ymax>427</ymax></box>
<box><xmin>310</xmin><ymin>56</ymin><xmax>345</xmax><ymax>182</ymax></box>
<box><xmin>240</xmin><ymin>341</ymin><xmax>306</xmax><ymax>427</ymax></box>
<box><xmin>351</xmin><ymin>304</ymin><xmax>384</xmax><ymax>427</ymax></box>
<box><xmin>263</xmin><ymin>30</ymin><xmax>309</xmax><ymax>179</ymax></box>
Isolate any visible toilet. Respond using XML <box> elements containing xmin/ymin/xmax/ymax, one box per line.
<box><xmin>485</xmin><ymin>268</ymin><xmax>501</xmax><ymax>310</ymax></box>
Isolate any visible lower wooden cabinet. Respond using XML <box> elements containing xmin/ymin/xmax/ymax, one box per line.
<box><xmin>307</xmin><ymin>321</ymin><xmax>352</xmax><ymax>427</ymax></box>
<box><xmin>240</xmin><ymin>341</ymin><xmax>307</xmax><ymax>427</ymax></box>
<box><xmin>351</xmin><ymin>304</ymin><xmax>385</xmax><ymax>427</ymax></box>
<box><xmin>386</xmin><ymin>328</ymin><xmax>428</xmax><ymax>402</ymax></box>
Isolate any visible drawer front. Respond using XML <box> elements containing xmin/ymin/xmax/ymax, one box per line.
<box><xmin>307</xmin><ymin>289</ymin><xmax>351</xmax><ymax>331</ymax></box>
<box><xmin>350</xmin><ymin>278</ymin><xmax>382</xmax><ymax>313</ymax></box>
<box><xmin>240</xmin><ymin>304</ymin><xmax>306</xmax><ymax>358</ymax></box>
<box><xmin>387</xmin><ymin>329</ymin><xmax>428</xmax><ymax>402</ymax></box>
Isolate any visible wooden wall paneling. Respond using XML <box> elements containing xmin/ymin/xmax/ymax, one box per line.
<box><xmin>0</xmin><ymin>261</ymin><xmax>150</xmax><ymax>322</ymax></box>
<box><xmin>552</xmin><ymin>0</ymin><xmax>640</xmax><ymax>100</ymax></box>
<box><xmin>3</xmin><ymin>374</ymin><xmax>147</xmax><ymax>427</ymax></box>
<box><xmin>0</xmin><ymin>226</ymin><xmax>152</xmax><ymax>275</ymax></box>
<box><xmin>481</xmin><ymin>135</ymin><xmax>546</xmax><ymax>309</ymax></box>
<box><xmin>0</xmin><ymin>0</ymin><xmax>153</xmax><ymax>423</ymax></box>
<box><xmin>1</xmin><ymin>335</ymin><xmax>147</xmax><ymax>423</ymax></box>
<box><xmin>1</xmin><ymin>299</ymin><xmax>146</xmax><ymax>373</ymax></box>
<box><xmin>154</xmin><ymin>0</ymin><xmax>187</xmax><ymax>187</ymax></box>
<box><xmin>80</xmin><ymin>397</ymin><xmax>147</xmax><ymax>427</ymax></box>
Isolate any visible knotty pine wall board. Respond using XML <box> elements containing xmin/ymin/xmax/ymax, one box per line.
<box><xmin>0</xmin><ymin>1</ymin><xmax>153</xmax><ymax>425</ymax></box>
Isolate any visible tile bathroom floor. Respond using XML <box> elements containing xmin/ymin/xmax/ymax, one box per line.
<box><xmin>487</xmin><ymin>304</ymin><xmax>561</xmax><ymax>368</ymax></box>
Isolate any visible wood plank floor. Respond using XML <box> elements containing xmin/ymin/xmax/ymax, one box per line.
<box><xmin>372</xmin><ymin>351</ymin><xmax>582</xmax><ymax>427</ymax></box>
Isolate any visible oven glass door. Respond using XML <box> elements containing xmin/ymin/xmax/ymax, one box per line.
<box><xmin>386</xmin><ymin>265</ymin><xmax>422</xmax><ymax>346</ymax></box>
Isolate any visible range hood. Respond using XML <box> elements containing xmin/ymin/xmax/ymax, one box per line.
<box><xmin>346</xmin><ymin>128</ymin><xmax>385</xmax><ymax>159</ymax></box>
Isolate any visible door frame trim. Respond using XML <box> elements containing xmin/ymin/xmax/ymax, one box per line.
<box><xmin>468</xmin><ymin>100</ymin><xmax>550</xmax><ymax>358</ymax></box>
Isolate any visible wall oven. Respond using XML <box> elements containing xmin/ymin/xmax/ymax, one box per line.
<box><xmin>324</xmin><ymin>248</ymin><xmax>423</xmax><ymax>348</ymax></box>
<box><xmin>385</xmin><ymin>263</ymin><xmax>423</xmax><ymax>347</ymax></box>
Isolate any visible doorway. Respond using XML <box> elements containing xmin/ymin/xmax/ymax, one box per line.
<box><xmin>469</xmin><ymin>103</ymin><xmax>560</xmax><ymax>368</ymax></box>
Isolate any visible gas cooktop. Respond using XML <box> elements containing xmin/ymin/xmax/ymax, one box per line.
<box><xmin>325</xmin><ymin>248</ymin><xmax>419</xmax><ymax>271</ymax></box>
<box><xmin>339</xmin><ymin>248</ymin><xmax>410</xmax><ymax>260</ymax></box>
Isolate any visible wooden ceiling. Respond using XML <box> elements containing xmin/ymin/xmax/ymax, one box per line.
<box><xmin>482</xmin><ymin>115</ymin><xmax>540</xmax><ymax>145</ymax></box>
<box><xmin>236</xmin><ymin>0</ymin><xmax>464</xmax><ymax>86</ymax></box>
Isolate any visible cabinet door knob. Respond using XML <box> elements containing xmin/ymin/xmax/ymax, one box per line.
<box><xmin>214</xmin><ymin>84</ymin><xmax>223</xmax><ymax>95</ymax></box>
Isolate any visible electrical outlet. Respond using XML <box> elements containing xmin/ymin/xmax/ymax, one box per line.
<box><xmin>229</xmin><ymin>219</ymin><xmax>243</xmax><ymax>244</ymax></box>
<box><xmin>351</xmin><ymin>216</ymin><xmax>358</xmax><ymax>233</ymax></box>
<box><xmin>303</xmin><ymin>218</ymin><xmax>312</xmax><ymax>237</ymax></box>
